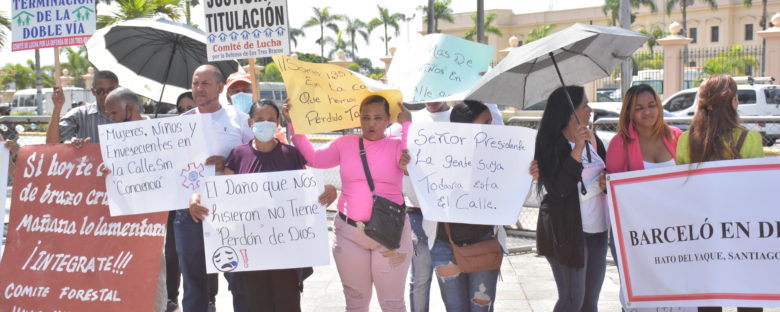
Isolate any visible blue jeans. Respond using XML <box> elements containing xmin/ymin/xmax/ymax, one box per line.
<box><xmin>409</xmin><ymin>212</ymin><xmax>433</xmax><ymax>312</ymax></box>
<box><xmin>546</xmin><ymin>231</ymin><xmax>608</xmax><ymax>312</ymax></box>
<box><xmin>175</xmin><ymin>210</ymin><xmax>246</xmax><ymax>312</ymax></box>
<box><xmin>431</xmin><ymin>235</ymin><xmax>500</xmax><ymax>312</ymax></box>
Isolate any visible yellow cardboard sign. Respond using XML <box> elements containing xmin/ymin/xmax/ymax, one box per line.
<box><xmin>273</xmin><ymin>55</ymin><xmax>402</xmax><ymax>134</ymax></box>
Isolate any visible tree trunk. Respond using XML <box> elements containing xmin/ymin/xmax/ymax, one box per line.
<box><xmin>186</xmin><ymin>1</ymin><xmax>191</xmax><ymax>25</ymax></box>
<box><xmin>384</xmin><ymin>24</ymin><xmax>389</xmax><ymax>55</ymax></box>
<box><xmin>682</xmin><ymin>1</ymin><xmax>689</xmax><ymax>70</ymax></box>
<box><xmin>320</xmin><ymin>24</ymin><xmax>324</xmax><ymax>61</ymax></box>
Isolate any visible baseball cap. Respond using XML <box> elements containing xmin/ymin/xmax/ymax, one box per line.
<box><xmin>225</xmin><ymin>72</ymin><xmax>252</xmax><ymax>90</ymax></box>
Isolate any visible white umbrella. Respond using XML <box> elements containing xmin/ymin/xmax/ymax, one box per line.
<box><xmin>86</xmin><ymin>18</ymin><xmax>240</xmax><ymax>106</ymax></box>
<box><xmin>466</xmin><ymin>23</ymin><xmax>648</xmax><ymax>108</ymax></box>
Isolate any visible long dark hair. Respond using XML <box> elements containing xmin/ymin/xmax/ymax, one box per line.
<box><xmin>534</xmin><ymin>85</ymin><xmax>584</xmax><ymax>195</ymax></box>
<box><xmin>689</xmin><ymin>74</ymin><xmax>744</xmax><ymax>162</ymax></box>
<box><xmin>450</xmin><ymin>100</ymin><xmax>488</xmax><ymax>123</ymax></box>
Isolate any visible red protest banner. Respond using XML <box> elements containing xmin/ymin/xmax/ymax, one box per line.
<box><xmin>0</xmin><ymin>144</ymin><xmax>166</xmax><ymax>311</ymax></box>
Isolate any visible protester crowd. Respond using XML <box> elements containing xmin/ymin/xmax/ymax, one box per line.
<box><xmin>20</xmin><ymin>62</ymin><xmax>765</xmax><ymax>312</ymax></box>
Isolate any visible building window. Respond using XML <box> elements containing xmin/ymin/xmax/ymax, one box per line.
<box><xmin>711</xmin><ymin>26</ymin><xmax>719</xmax><ymax>42</ymax></box>
<box><xmin>689</xmin><ymin>28</ymin><xmax>697</xmax><ymax>43</ymax></box>
<box><xmin>745</xmin><ymin>24</ymin><xmax>754</xmax><ymax>41</ymax></box>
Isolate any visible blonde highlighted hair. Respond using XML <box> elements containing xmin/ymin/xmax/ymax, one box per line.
<box><xmin>616</xmin><ymin>84</ymin><xmax>671</xmax><ymax>142</ymax></box>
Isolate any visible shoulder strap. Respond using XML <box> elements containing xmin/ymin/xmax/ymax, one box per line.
<box><xmin>444</xmin><ymin>223</ymin><xmax>456</xmax><ymax>244</ymax></box>
<box><xmin>358</xmin><ymin>138</ymin><xmax>375</xmax><ymax>192</ymax></box>
<box><xmin>734</xmin><ymin>129</ymin><xmax>749</xmax><ymax>158</ymax></box>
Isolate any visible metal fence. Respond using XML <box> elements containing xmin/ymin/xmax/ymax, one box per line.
<box><xmin>683</xmin><ymin>45</ymin><xmax>763</xmax><ymax>79</ymax></box>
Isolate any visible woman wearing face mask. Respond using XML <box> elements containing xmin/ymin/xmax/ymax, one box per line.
<box><xmin>283</xmin><ymin>94</ymin><xmax>412</xmax><ymax>311</ymax></box>
<box><xmin>676</xmin><ymin>74</ymin><xmax>763</xmax><ymax>312</ymax></box>
<box><xmin>535</xmin><ymin>86</ymin><xmax>608</xmax><ymax>312</ymax></box>
<box><xmin>189</xmin><ymin>100</ymin><xmax>338</xmax><ymax>312</ymax></box>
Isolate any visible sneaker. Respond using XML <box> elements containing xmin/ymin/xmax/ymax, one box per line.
<box><xmin>165</xmin><ymin>300</ymin><xmax>180</xmax><ymax>312</ymax></box>
<box><xmin>208</xmin><ymin>301</ymin><xmax>216</xmax><ymax>312</ymax></box>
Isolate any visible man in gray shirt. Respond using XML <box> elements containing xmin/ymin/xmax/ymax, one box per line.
<box><xmin>45</xmin><ymin>70</ymin><xmax>119</xmax><ymax>144</ymax></box>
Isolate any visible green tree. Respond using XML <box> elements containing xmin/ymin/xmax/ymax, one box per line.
<box><xmin>302</xmin><ymin>7</ymin><xmax>342</xmax><ymax>61</ymax></box>
<box><xmin>60</xmin><ymin>47</ymin><xmax>91</xmax><ymax>87</ymax></box>
<box><xmin>634</xmin><ymin>51</ymin><xmax>664</xmax><ymax>70</ymax></box>
<box><xmin>327</xmin><ymin>31</ymin><xmax>348</xmax><ymax>59</ymax></box>
<box><xmin>97</xmin><ymin>0</ymin><xmax>182</xmax><ymax>28</ymax></box>
<box><xmin>526</xmin><ymin>24</ymin><xmax>556</xmax><ymax>44</ymax></box>
<box><xmin>288</xmin><ymin>27</ymin><xmax>305</xmax><ymax>49</ymax></box>
<box><xmin>368</xmin><ymin>5</ymin><xmax>405</xmax><ymax>55</ymax></box>
<box><xmin>638</xmin><ymin>25</ymin><xmax>665</xmax><ymax>54</ymax></box>
<box><xmin>0</xmin><ymin>63</ymin><xmax>35</xmax><ymax>90</ymax></box>
<box><xmin>742</xmin><ymin>0</ymin><xmax>769</xmax><ymax>30</ymax></box>
<box><xmin>418</xmin><ymin>0</ymin><xmax>454</xmax><ymax>33</ymax></box>
<box><xmin>463</xmin><ymin>12</ymin><xmax>502</xmax><ymax>43</ymax></box>
<box><xmin>665</xmin><ymin>0</ymin><xmax>717</xmax><ymax>38</ymax></box>
<box><xmin>293</xmin><ymin>52</ymin><xmax>327</xmax><ymax>64</ymax></box>
<box><xmin>702</xmin><ymin>45</ymin><xmax>758</xmax><ymax>76</ymax></box>
<box><xmin>260</xmin><ymin>62</ymin><xmax>283</xmax><ymax>82</ymax></box>
<box><xmin>0</xmin><ymin>11</ymin><xmax>10</xmax><ymax>50</ymax></box>
<box><xmin>343</xmin><ymin>17</ymin><xmax>369</xmax><ymax>60</ymax></box>
<box><xmin>602</xmin><ymin>0</ymin><xmax>657</xmax><ymax>26</ymax></box>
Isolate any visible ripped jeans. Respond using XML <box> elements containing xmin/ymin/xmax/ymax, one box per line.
<box><xmin>431</xmin><ymin>235</ymin><xmax>500</xmax><ymax>312</ymax></box>
<box><xmin>332</xmin><ymin>216</ymin><xmax>412</xmax><ymax>312</ymax></box>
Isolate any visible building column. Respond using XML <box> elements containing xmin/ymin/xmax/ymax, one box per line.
<box><xmin>758</xmin><ymin>13</ymin><xmax>780</xmax><ymax>81</ymax></box>
<box><xmin>657</xmin><ymin>21</ymin><xmax>692</xmax><ymax>99</ymax></box>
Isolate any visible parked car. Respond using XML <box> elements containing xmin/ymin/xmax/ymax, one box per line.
<box><xmin>663</xmin><ymin>82</ymin><xmax>780</xmax><ymax>145</ymax></box>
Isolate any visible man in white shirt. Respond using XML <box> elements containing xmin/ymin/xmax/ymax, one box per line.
<box><xmin>176</xmin><ymin>64</ymin><xmax>253</xmax><ymax>312</ymax></box>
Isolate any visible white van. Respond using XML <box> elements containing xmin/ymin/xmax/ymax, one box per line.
<box><xmin>11</xmin><ymin>87</ymin><xmax>95</xmax><ymax>116</ymax></box>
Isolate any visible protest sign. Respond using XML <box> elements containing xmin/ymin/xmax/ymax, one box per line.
<box><xmin>98</xmin><ymin>114</ymin><xmax>211</xmax><ymax>216</ymax></box>
<box><xmin>406</xmin><ymin>122</ymin><xmax>536</xmax><ymax>225</ymax></box>
<box><xmin>0</xmin><ymin>144</ymin><xmax>166</xmax><ymax>311</ymax></box>
<box><xmin>11</xmin><ymin>0</ymin><xmax>96</xmax><ymax>51</ymax></box>
<box><xmin>608</xmin><ymin>157</ymin><xmax>780</xmax><ymax>308</ymax></box>
<box><xmin>0</xmin><ymin>146</ymin><xmax>8</xmax><ymax>257</ymax></box>
<box><xmin>386</xmin><ymin>34</ymin><xmax>494</xmax><ymax>103</ymax></box>
<box><xmin>273</xmin><ymin>55</ymin><xmax>402</xmax><ymax>134</ymax></box>
<box><xmin>204</xmin><ymin>0</ymin><xmax>290</xmax><ymax>61</ymax></box>
<box><xmin>201</xmin><ymin>169</ymin><xmax>329</xmax><ymax>273</ymax></box>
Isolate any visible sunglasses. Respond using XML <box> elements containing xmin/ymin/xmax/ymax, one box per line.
<box><xmin>94</xmin><ymin>87</ymin><xmax>116</xmax><ymax>96</ymax></box>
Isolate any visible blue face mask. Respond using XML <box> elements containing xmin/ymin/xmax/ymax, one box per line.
<box><xmin>252</xmin><ymin>121</ymin><xmax>277</xmax><ymax>142</ymax></box>
<box><xmin>231</xmin><ymin>93</ymin><xmax>253</xmax><ymax>113</ymax></box>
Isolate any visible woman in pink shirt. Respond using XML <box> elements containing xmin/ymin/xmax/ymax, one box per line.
<box><xmin>605</xmin><ymin>84</ymin><xmax>683</xmax><ymax>311</ymax></box>
<box><xmin>284</xmin><ymin>94</ymin><xmax>412</xmax><ymax>311</ymax></box>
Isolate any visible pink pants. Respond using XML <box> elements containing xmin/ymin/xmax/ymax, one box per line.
<box><xmin>333</xmin><ymin>216</ymin><xmax>413</xmax><ymax>312</ymax></box>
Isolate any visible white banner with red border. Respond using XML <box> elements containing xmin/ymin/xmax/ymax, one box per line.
<box><xmin>608</xmin><ymin>157</ymin><xmax>780</xmax><ymax>309</ymax></box>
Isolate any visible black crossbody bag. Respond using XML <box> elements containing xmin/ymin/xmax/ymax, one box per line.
<box><xmin>358</xmin><ymin>138</ymin><xmax>406</xmax><ymax>250</ymax></box>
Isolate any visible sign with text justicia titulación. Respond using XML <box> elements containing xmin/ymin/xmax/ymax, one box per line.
<box><xmin>11</xmin><ymin>0</ymin><xmax>97</xmax><ymax>51</ymax></box>
<box><xmin>203</xmin><ymin>0</ymin><xmax>290</xmax><ymax>61</ymax></box>
<box><xmin>608</xmin><ymin>157</ymin><xmax>780</xmax><ymax>308</ymax></box>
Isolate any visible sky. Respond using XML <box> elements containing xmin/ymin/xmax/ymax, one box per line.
<box><xmin>0</xmin><ymin>0</ymin><xmax>604</xmax><ymax>70</ymax></box>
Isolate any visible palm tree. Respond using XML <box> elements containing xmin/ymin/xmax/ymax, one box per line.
<box><xmin>526</xmin><ymin>24</ymin><xmax>556</xmax><ymax>44</ymax></box>
<box><xmin>184</xmin><ymin>0</ymin><xmax>199</xmax><ymax>25</ymax></box>
<box><xmin>0</xmin><ymin>11</ymin><xmax>9</xmax><ymax>50</ymax></box>
<box><xmin>97</xmin><ymin>0</ymin><xmax>182</xmax><ymax>28</ymax></box>
<box><xmin>368</xmin><ymin>5</ymin><xmax>405</xmax><ymax>55</ymax></box>
<box><xmin>742</xmin><ymin>0</ymin><xmax>768</xmax><ymax>30</ymax></box>
<box><xmin>602</xmin><ymin>0</ymin><xmax>657</xmax><ymax>26</ymax></box>
<box><xmin>61</xmin><ymin>47</ymin><xmax>91</xmax><ymax>87</ymax></box>
<box><xmin>463</xmin><ymin>12</ymin><xmax>502</xmax><ymax>43</ymax></box>
<box><xmin>328</xmin><ymin>31</ymin><xmax>348</xmax><ymax>59</ymax></box>
<box><xmin>418</xmin><ymin>0</ymin><xmax>454</xmax><ymax>33</ymax></box>
<box><xmin>302</xmin><ymin>7</ymin><xmax>342</xmax><ymax>61</ymax></box>
<box><xmin>343</xmin><ymin>17</ymin><xmax>369</xmax><ymax>60</ymax></box>
<box><xmin>665</xmin><ymin>0</ymin><xmax>717</xmax><ymax>37</ymax></box>
<box><xmin>638</xmin><ymin>25</ymin><xmax>665</xmax><ymax>54</ymax></box>
<box><xmin>288</xmin><ymin>27</ymin><xmax>305</xmax><ymax>49</ymax></box>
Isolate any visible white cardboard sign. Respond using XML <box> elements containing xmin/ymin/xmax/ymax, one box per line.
<box><xmin>201</xmin><ymin>169</ymin><xmax>329</xmax><ymax>273</ymax></box>
<box><xmin>608</xmin><ymin>157</ymin><xmax>780</xmax><ymax>308</ymax></box>
<box><xmin>407</xmin><ymin>122</ymin><xmax>536</xmax><ymax>225</ymax></box>
<box><xmin>203</xmin><ymin>0</ymin><xmax>290</xmax><ymax>61</ymax></box>
<box><xmin>98</xmin><ymin>114</ymin><xmax>211</xmax><ymax>216</ymax></box>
